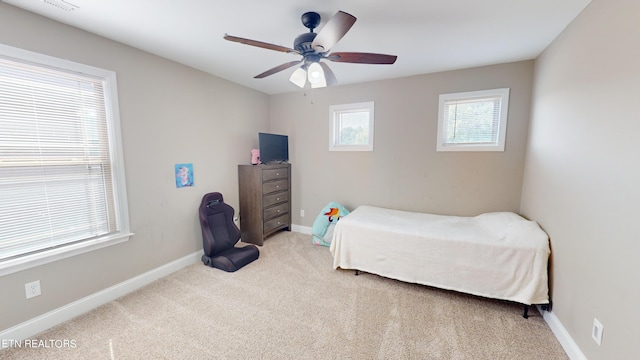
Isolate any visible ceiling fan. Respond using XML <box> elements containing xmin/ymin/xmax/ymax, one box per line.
<box><xmin>224</xmin><ymin>10</ymin><xmax>397</xmax><ymax>89</ymax></box>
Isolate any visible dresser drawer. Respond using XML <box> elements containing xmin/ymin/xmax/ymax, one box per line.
<box><xmin>262</xmin><ymin>179</ymin><xmax>288</xmax><ymax>194</ymax></box>
<box><xmin>263</xmin><ymin>168</ymin><xmax>288</xmax><ymax>181</ymax></box>
<box><xmin>264</xmin><ymin>202</ymin><xmax>289</xmax><ymax>220</ymax></box>
<box><xmin>263</xmin><ymin>214</ymin><xmax>289</xmax><ymax>234</ymax></box>
<box><xmin>263</xmin><ymin>191</ymin><xmax>288</xmax><ymax>208</ymax></box>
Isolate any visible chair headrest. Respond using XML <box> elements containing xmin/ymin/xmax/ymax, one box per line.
<box><xmin>206</xmin><ymin>199</ymin><xmax>221</xmax><ymax>208</ymax></box>
<box><xmin>200</xmin><ymin>192</ymin><xmax>228</xmax><ymax>213</ymax></box>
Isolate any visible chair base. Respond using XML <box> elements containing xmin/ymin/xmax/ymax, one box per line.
<box><xmin>202</xmin><ymin>245</ymin><xmax>259</xmax><ymax>272</ymax></box>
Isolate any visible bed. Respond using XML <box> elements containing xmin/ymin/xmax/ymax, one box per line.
<box><xmin>329</xmin><ymin>206</ymin><xmax>550</xmax><ymax>307</ymax></box>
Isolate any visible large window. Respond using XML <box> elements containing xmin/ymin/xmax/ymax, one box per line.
<box><xmin>437</xmin><ymin>88</ymin><xmax>510</xmax><ymax>152</ymax></box>
<box><xmin>0</xmin><ymin>44</ymin><xmax>131</xmax><ymax>275</ymax></box>
<box><xmin>329</xmin><ymin>101</ymin><xmax>374</xmax><ymax>151</ymax></box>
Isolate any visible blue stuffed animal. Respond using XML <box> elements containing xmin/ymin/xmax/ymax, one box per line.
<box><xmin>311</xmin><ymin>202</ymin><xmax>350</xmax><ymax>246</ymax></box>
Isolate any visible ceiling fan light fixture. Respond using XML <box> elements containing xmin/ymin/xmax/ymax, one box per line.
<box><xmin>310</xmin><ymin>76</ymin><xmax>327</xmax><ymax>88</ymax></box>
<box><xmin>289</xmin><ymin>67</ymin><xmax>307</xmax><ymax>88</ymax></box>
<box><xmin>307</xmin><ymin>62</ymin><xmax>325</xmax><ymax>84</ymax></box>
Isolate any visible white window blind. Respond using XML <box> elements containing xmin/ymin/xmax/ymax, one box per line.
<box><xmin>444</xmin><ymin>96</ymin><xmax>501</xmax><ymax>144</ymax></box>
<box><xmin>0</xmin><ymin>46</ymin><xmax>130</xmax><ymax>268</ymax></box>
<box><xmin>437</xmin><ymin>88</ymin><xmax>510</xmax><ymax>152</ymax></box>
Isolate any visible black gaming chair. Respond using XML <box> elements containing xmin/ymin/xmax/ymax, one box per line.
<box><xmin>199</xmin><ymin>192</ymin><xmax>259</xmax><ymax>272</ymax></box>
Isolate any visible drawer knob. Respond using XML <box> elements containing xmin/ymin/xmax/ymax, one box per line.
<box><xmin>276</xmin><ymin>197</ymin><xmax>280</xmax><ymax>200</ymax></box>
<box><xmin>276</xmin><ymin>172</ymin><xmax>280</xmax><ymax>175</ymax></box>
<box><xmin>277</xmin><ymin>210</ymin><xmax>280</xmax><ymax>213</ymax></box>
<box><xmin>276</xmin><ymin>185</ymin><xmax>279</xmax><ymax>188</ymax></box>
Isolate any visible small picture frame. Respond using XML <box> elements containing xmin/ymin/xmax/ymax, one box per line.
<box><xmin>175</xmin><ymin>163</ymin><xmax>194</xmax><ymax>188</ymax></box>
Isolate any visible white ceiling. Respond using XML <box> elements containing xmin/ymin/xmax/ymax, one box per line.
<box><xmin>2</xmin><ymin>0</ymin><xmax>591</xmax><ymax>94</ymax></box>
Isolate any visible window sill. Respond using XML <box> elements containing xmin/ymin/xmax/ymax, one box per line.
<box><xmin>437</xmin><ymin>144</ymin><xmax>505</xmax><ymax>152</ymax></box>
<box><xmin>0</xmin><ymin>232</ymin><xmax>134</xmax><ymax>277</ymax></box>
<box><xmin>329</xmin><ymin>145</ymin><xmax>374</xmax><ymax>152</ymax></box>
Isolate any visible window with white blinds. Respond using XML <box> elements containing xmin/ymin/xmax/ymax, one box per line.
<box><xmin>0</xmin><ymin>44</ymin><xmax>131</xmax><ymax>274</ymax></box>
<box><xmin>437</xmin><ymin>88</ymin><xmax>510</xmax><ymax>152</ymax></box>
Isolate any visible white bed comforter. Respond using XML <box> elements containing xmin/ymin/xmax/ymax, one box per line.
<box><xmin>330</xmin><ymin>206</ymin><xmax>550</xmax><ymax>305</ymax></box>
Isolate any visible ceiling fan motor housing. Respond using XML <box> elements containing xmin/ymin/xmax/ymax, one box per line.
<box><xmin>295</xmin><ymin>11</ymin><xmax>322</xmax><ymax>56</ymax></box>
<box><xmin>294</xmin><ymin>32</ymin><xmax>318</xmax><ymax>54</ymax></box>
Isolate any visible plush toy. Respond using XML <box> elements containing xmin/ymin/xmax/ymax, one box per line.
<box><xmin>311</xmin><ymin>202</ymin><xmax>350</xmax><ymax>247</ymax></box>
<box><xmin>251</xmin><ymin>149</ymin><xmax>260</xmax><ymax>165</ymax></box>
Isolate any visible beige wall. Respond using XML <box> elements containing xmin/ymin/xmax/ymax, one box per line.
<box><xmin>270</xmin><ymin>61</ymin><xmax>534</xmax><ymax>226</ymax></box>
<box><xmin>5</xmin><ymin>1</ymin><xmax>635</xmax><ymax>358</ymax></box>
<box><xmin>521</xmin><ymin>0</ymin><xmax>640</xmax><ymax>358</ymax></box>
<box><xmin>0</xmin><ymin>4</ymin><xmax>269</xmax><ymax>331</ymax></box>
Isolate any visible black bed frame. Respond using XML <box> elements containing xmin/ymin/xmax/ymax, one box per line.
<box><xmin>523</xmin><ymin>301</ymin><xmax>552</xmax><ymax>319</ymax></box>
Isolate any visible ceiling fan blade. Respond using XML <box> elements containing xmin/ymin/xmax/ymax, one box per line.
<box><xmin>224</xmin><ymin>34</ymin><xmax>299</xmax><ymax>54</ymax></box>
<box><xmin>319</xmin><ymin>62</ymin><xmax>337</xmax><ymax>86</ymax></box>
<box><xmin>311</xmin><ymin>11</ymin><xmax>357</xmax><ymax>51</ymax></box>
<box><xmin>327</xmin><ymin>52</ymin><xmax>397</xmax><ymax>64</ymax></box>
<box><xmin>254</xmin><ymin>60</ymin><xmax>303</xmax><ymax>79</ymax></box>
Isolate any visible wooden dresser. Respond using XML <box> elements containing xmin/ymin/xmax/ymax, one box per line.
<box><xmin>238</xmin><ymin>163</ymin><xmax>291</xmax><ymax>246</ymax></box>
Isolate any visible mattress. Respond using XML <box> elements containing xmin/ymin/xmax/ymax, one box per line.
<box><xmin>329</xmin><ymin>206</ymin><xmax>550</xmax><ymax>305</ymax></box>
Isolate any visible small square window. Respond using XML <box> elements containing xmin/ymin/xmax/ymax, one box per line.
<box><xmin>437</xmin><ymin>88</ymin><xmax>510</xmax><ymax>152</ymax></box>
<box><xmin>329</xmin><ymin>101</ymin><xmax>374</xmax><ymax>151</ymax></box>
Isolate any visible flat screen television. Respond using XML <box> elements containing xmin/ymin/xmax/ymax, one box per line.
<box><xmin>258</xmin><ymin>132</ymin><xmax>289</xmax><ymax>164</ymax></box>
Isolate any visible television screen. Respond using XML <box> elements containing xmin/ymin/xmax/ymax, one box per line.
<box><xmin>258</xmin><ymin>132</ymin><xmax>289</xmax><ymax>164</ymax></box>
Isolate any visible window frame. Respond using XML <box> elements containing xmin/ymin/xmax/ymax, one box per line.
<box><xmin>436</xmin><ymin>88</ymin><xmax>510</xmax><ymax>152</ymax></box>
<box><xmin>0</xmin><ymin>44</ymin><xmax>132</xmax><ymax>276</ymax></box>
<box><xmin>329</xmin><ymin>101</ymin><xmax>375</xmax><ymax>152</ymax></box>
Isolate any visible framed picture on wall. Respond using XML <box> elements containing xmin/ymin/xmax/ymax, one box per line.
<box><xmin>175</xmin><ymin>163</ymin><xmax>194</xmax><ymax>188</ymax></box>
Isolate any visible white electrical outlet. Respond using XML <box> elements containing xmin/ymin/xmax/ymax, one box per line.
<box><xmin>592</xmin><ymin>318</ymin><xmax>604</xmax><ymax>345</ymax></box>
<box><xmin>25</xmin><ymin>280</ymin><xmax>42</xmax><ymax>299</ymax></box>
<box><xmin>300</xmin><ymin>210</ymin><xmax>305</xmax><ymax>217</ymax></box>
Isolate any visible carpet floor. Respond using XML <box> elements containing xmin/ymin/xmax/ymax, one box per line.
<box><xmin>1</xmin><ymin>231</ymin><xmax>567</xmax><ymax>359</ymax></box>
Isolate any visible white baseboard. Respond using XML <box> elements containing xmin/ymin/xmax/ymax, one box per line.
<box><xmin>0</xmin><ymin>251</ymin><xmax>202</xmax><ymax>343</ymax></box>
<box><xmin>291</xmin><ymin>224</ymin><xmax>312</xmax><ymax>234</ymax></box>
<box><xmin>537</xmin><ymin>306</ymin><xmax>586</xmax><ymax>360</ymax></box>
